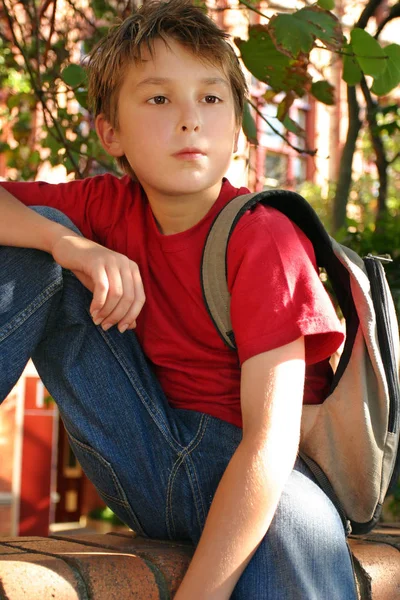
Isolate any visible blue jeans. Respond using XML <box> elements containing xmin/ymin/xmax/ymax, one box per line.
<box><xmin>0</xmin><ymin>207</ymin><xmax>358</xmax><ymax>599</ymax></box>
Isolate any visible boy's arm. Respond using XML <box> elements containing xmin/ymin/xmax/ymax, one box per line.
<box><xmin>174</xmin><ymin>337</ymin><xmax>305</xmax><ymax>600</ymax></box>
<box><xmin>0</xmin><ymin>184</ymin><xmax>73</xmax><ymax>251</ymax></box>
<box><xmin>0</xmin><ymin>186</ymin><xmax>145</xmax><ymax>332</ymax></box>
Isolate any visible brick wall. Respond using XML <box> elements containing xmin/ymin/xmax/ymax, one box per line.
<box><xmin>0</xmin><ymin>528</ymin><xmax>399</xmax><ymax>599</ymax></box>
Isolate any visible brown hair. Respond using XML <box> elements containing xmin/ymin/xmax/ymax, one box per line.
<box><xmin>86</xmin><ymin>0</ymin><xmax>247</xmax><ymax>178</ymax></box>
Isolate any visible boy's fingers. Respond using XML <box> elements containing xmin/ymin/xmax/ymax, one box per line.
<box><xmin>89</xmin><ymin>258</ymin><xmax>144</xmax><ymax>331</ymax></box>
<box><xmin>128</xmin><ymin>262</ymin><xmax>146</xmax><ymax>321</ymax></box>
<box><xmin>90</xmin><ymin>267</ymin><xmax>110</xmax><ymax>320</ymax></box>
<box><xmin>117</xmin><ymin>265</ymin><xmax>146</xmax><ymax>332</ymax></box>
<box><xmin>95</xmin><ymin>266</ymin><xmax>125</xmax><ymax>325</ymax></box>
<box><xmin>99</xmin><ymin>266</ymin><xmax>137</xmax><ymax>329</ymax></box>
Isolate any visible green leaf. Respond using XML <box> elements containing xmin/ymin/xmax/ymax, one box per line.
<box><xmin>377</xmin><ymin>120</ymin><xmax>400</xmax><ymax>136</ymax></box>
<box><xmin>242</xmin><ymin>101</ymin><xmax>257</xmax><ymax>144</ymax></box>
<box><xmin>92</xmin><ymin>0</ymin><xmax>116</xmax><ymax>19</ymax></box>
<box><xmin>282</xmin><ymin>115</ymin><xmax>304</xmax><ymax>136</ymax></box>
<box><xmin>74</xmin><ymin>89</ymin><xmax>88</xmax><ymax>109</ymax></box>
<box><xmin>342</xmin><ymin>43</ymin><xmax>363</xmax><ymax>85</ymax></box>
<box><xmin>276</xmin><ymin>93</ymin><xmax>295</xmax><ymax>121</ymax></box>
<box><xmin>61</xmin><ymin>64</ymin><xmax>87</xmax><ymax>88</ymax></box>
<box><xmin>6</xmin><ymin>92</ymin><xmax>35</xmax><ymax>110</ymax></box>
<box><xmin>268</xmin><ymin>14</ymin><xmax>315</xmax><ymax>57</ymax></box>
<box><xmin>28</xmin><ymin>150</ymin><xmax>41</xmax><ymax>167</ymax></box>
<box><xmin>311</xmin><ymin>80</ymin><xmax>335</xmax><ymax>105</ymax></box>
<box><xmin>43</xmin><ymin>133</ymin><xmax>64</xmax><ymax>154</ymax></box>
<box><xmin>235</xmin><ymin>26</ymin><xmax>311</xmax><ymax>96</ymax></box>
<box><xmin>371</xmin><ymin>44</ymin><xmax>400</xmax><ymax>96</ymax></box>
<box><xmin>376</xmin><ymin>103</ymin><xmax>400</xmax><ymax>116</ymax></box>
<box><xmin>63</xmin><ymin>151</ymin><xmax>81</xmax><ymax>175</ymax></box>
<box><xmin>351</xmin><ymin>28</ymin><xmax>387</xmax><ymax>77</ymax></box>
<box><xmin>318</xmin><ymin>0</ymin><xmax>335</xmax><ymax>9</ymax></box>
<box><xmin>296</xmin><ymin>7</ymin><xmax>344</xmax><ymax>51</ymax></box>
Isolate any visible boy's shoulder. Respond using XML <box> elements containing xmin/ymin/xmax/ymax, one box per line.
<box><xmin>77</xmin><ymin>173</ymin><xmax>139</xmax><ymax>195</ymax></box>
<box><xmin>223</xmin><ymin>194</ymin><xmax>317</xmax><ymax>274</ymax></box>
<box><xmin>229</xmin><ymin>199</ymin><xmax>311</xmax><ymax>249</ymax></box>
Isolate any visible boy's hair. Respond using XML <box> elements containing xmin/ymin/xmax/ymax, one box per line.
<box><xmin>86</xmin><ymin>0</ymin><xmax>248</xmax><ymax>179</ymax></box>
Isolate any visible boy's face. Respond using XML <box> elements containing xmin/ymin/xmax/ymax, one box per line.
<box><xmin>97</xmin><ymin>38</ymin><xmax>240</xmax><ymax>202</ymax></box>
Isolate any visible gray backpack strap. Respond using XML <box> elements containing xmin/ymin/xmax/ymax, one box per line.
<box><xmin>201</xmin><ymin>192</ymin><xmax>260</xmax><ymax>349</ymax></box>
<box><xmin>201</xmin><ymin>189</ymin><xmax>313</xmax><ymax>349</ymax></box>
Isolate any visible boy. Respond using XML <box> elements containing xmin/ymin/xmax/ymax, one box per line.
<box><xmin>0</xmin><ymin>1</ymin><xmax>357</xmax><ymax>598</ymax></box>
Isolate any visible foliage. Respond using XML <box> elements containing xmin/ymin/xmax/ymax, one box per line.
<box><xmin>297</xmin><ymin>180</ymin><xmax>335</xmax><ymax>230</ymax></box>
<box><xmin>237</xmin><ymin>1</ymin><xmax>400</xmax><ymax>150</ymax></box>
<box><xmin>88</xmin><ymin>506</ymin><xmax>126</xmax><ymax>525</ymax></box>
<box><xmin>387</xmin><ymin>479</ymin><xmax>400</xmax><ymax>519</ymax></box>
<box><xmin>0</xmin><ymin>0</ymin><xmax>132</xmax><ymax>180</ymax></box>
<box><xmin>1</xmin><ymin>0</ymin><xmax>399</xmax><ymax>181</ymax></box>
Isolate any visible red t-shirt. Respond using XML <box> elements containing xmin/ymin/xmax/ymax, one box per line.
<box><xmin>1</xmin><ymin>175</ymin><xmax>344</xmax><ymax>427</ymax></box>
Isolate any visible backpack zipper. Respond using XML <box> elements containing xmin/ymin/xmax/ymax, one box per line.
<box><xmin>363</xmin><ymin>254</ymin><xmax>400</xmax><ymax>434</ymax></box>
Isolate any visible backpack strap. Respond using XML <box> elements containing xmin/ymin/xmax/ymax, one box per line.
<box><xmin>201</xmin><ymin>192</ymin><xmax>258</xmax><ymax>349</ymax></box>
<box><xmin>201</xmin><ymin>189</ymin><xmax>358</xmax><ymax>350</ymax></box>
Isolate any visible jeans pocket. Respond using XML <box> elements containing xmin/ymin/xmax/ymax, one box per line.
<box><xmin>67</xmin><ymin>431</ymin><xmax>147</xmax><ymax>536</ymax></box>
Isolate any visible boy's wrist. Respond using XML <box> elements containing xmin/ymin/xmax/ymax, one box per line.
<box><xmin>44</xmin><ymin>221</ymin><xmax>80</xmax><ymax>255</ymax></box>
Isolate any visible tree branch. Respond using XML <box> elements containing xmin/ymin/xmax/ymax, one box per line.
<box><xmin>238</xmin><ymin>0</ymin><xmax>270</xmax><ymax>21</ymax></box>
<box><xmin>375</xmin><ymin>1</ymin><xmax>400</xmax><ymax>38</ymax></box>
<box><xmin>356</xmin><ymin>0</ymin><xmax>383</xmax><ymax>29</ymax></box>
<box><xmin>42</xmin><ymin>0</ymin><xmax>57</xmax><ymax>66</ymax></box>
<box><xmin>247</xmin><ymin>99</ymin><xmax>316</xmax><ymax>156</ymax></box>
<box><xmin>1</xmin><ymin>0</ymin><xmax>83</xmax><ymax>177</ymax></box>
<box><xmin>65</xmin><ymin>0</ymin><xmax>97</xmax><ymax>30</ymax></box>
<box><xmin>389</xmin><ymin>151</ymin><xmax>400</xmax><ymax>165</ymax></box>
<box><xmin>332</xmin><ymin>85</ymin><xmax>362</xmax><ymax>233</ymax></box>
<box><xmin>360</xmin><ymin>76</ymin><xmax>388</xmax><ymax>217</ymax></box>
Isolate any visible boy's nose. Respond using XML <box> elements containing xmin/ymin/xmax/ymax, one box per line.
<box><xmin>178</xmin><ymin>105</ymin><xmax>200</xmax><ymax>132</ymax></box>
<box><xmin>181</xmin><ymin>123</ymin><xmax>199</xmax><ymax>132</ymax></box>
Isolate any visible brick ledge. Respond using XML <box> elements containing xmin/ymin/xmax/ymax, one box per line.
<box><xmin>0</xmin><ymin>529</ymin><xmax>399</xmax><ymax>598</ymax></box>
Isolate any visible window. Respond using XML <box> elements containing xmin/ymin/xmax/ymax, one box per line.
<box><xmin>259</xmin><ymin>103</ymin><xmax>286</xmax><ymax>150</ymax></box>
<box><xmin>255</xmin><ymin>98</ymin><xmax>313</xmax><ymax>191</ymax></box>
<box><xmin>264</xmin><ymin>153</ymin><xmax>288</xmax><ymax>188</ymax></box>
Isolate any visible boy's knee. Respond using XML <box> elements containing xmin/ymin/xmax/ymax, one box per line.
<box><xmin>31</xmin><ymin>206</ymin><xmax>82</xmax><ymax>235</ymax></box>
<box><xmin>272</xmin><ymin>467</ymin><xmax>345</xmax><ymax>540</ymax></box>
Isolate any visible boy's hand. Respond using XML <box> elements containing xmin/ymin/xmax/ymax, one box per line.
<box><xmin>51</xmin><ymin>234</ymin><xmax>145</xmax><ymax>333</ymax></box>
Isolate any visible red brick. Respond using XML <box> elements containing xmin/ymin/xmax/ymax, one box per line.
<box><xmin>349</xmin><ymin>538</ymin><xmax>400</xmax><ymax>600</ymax></box>
<box><xmin>5</xmin><ymin>536</ymin><xmax>166</xmax><ymax>599</ymax></box>
<box><xmin>55</xmin><ymin>534</ymin><xmax>194</xmax><ymax>595</ymax></box>
<box><xmin>2</xmin><ymin>533</ymin><xmax>400</xmax><ymax>599</ymax></box>
<box><xmin>0</xmin><ymin>546</ymin><xmax>26</xmax><ymax>555</ymax></box>
<box><xmin>63</xmin><ymin>553</ymin><xmax>162</xmax><ymax>600</ymax></box>
<box><xmin>0</xmin><ymin>553</ymin><xmax>81</xmax><ymax>599</ymax></box>
<box><xmin>0</xmin><ymin>536</ymin><xmax>48</xmax><ymax>542</ymax></box>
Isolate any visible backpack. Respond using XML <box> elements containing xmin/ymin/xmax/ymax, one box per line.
<box><xmin>201</xmin><ymin>189</ymin><xmax>400</xmax><ymax>535</ymax></box>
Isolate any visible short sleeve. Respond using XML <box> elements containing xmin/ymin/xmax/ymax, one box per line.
<box><xmin>227</xmin><ymin>204</ymin><xmax>344</xmax><ymax>365</ymax></box>
<box><xmin>0</xmin><ymin>174</ymin><xmax>137</xmax><ymax>245</ymax></box>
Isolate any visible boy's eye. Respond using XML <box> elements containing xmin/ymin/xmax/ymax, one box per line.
<box><xmin>203</xmin><ymin>95</ymin><xmax>221</xmax><ymax>104</ymax></box>
<box><xmin>148</xmin><ymin>96</ymin><xmax>168</xmax><ymax>105</ymax></box>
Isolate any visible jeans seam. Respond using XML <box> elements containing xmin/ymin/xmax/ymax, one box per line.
<box><xmin>68</xmin><ymin>432</ymin><xmax>146</xmax><ymax>535</ymax></box>
<box><xmin>0</xmin><ymin>277</ymin><xmax>63</xmax><ymax>343</ymax></box>
<box><xmin>94</xmin><ymin>319</ymin><xmax>183</xmax><ymax>453</ymax></box>
<box><xmin>166</xmin><ymin>455</ymin><xmax>184</xmax><ymax>539</ymax></box>
<box><xmin>182</xmin><ymin>416</ymin><xmax>209</xmax><ymax>531</ymax></box>
<box><xmin>166</xmin><ymin>414</ymin><xmax>210</xmax><ymax>539</ymax></box>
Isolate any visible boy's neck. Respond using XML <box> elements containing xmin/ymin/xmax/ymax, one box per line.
<box><xmin>144</xmin><ymin>181</ymin><xmax>223</xmax><ymax>235</ymax></box>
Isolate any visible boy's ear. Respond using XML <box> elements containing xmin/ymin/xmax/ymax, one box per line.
<box><xmin>95</xmin><ymin>114</ymin><xmax>124</xmax><ymax>157</ymax></box>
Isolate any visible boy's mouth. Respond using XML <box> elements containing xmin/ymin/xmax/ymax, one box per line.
<box><xmin>173</xmin><ymin>147</ymin><xmax>206</xmax><ymax>160</ymax></box>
